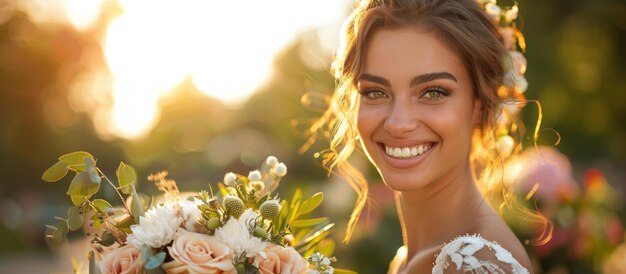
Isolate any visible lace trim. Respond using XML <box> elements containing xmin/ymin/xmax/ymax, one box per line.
<box><xmin>432</xmin><ymin>234</ymin><xmax>529</xmax><ymax>274</ymax></box>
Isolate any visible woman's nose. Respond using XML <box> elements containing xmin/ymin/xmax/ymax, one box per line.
<box><xmin>383</xmin><ymin>100</ymin><xmax>419</xmax><ymax>137</ymax></box>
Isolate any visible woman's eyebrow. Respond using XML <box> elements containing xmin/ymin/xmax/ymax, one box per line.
<box><xmin>410</xmin><ymin>72</ymin><xmax>457</xmax><ymax>86</ymax></box>
<box><xmin>358</xmin><ymin>72</ymin><xmax>457</xmax><ymax>87</ymax></box>
<box><xmin>358</xmin><ymin>74</ymin><xmax>390</xmax><ymax>86</ymax></box>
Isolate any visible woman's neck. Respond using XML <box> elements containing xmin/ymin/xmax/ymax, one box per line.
<box><xmin>394</xmin><ymin>166</ymin><xmax>488</xmax><ymax>259</ymax></box>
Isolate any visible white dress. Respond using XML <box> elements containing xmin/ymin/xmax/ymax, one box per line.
<box><xmin>388</xmin><ymin>235</ymin><xmax>530</xmax><ymax>274</ymax></box>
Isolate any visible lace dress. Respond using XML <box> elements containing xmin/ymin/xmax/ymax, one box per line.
<box><xmin>387</xmin><ymin>235</ymin><xmax>529</xmax><ymax>274</ymax></box>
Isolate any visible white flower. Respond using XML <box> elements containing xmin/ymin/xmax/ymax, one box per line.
<box><xmin>248</xmin><ymin>170</ymin><xmax>262</xmax><ymax>181</ymax></box>
<box><xmin>215</xmin><ymin>209</ymin><xmax>267</xmax><ymax>259</ymax></box>
<box><xmin>179</xmin><ymin>199</ymin><xmax>202</xmax><ymax>232</ymax></box>
<box><xmin>128</xmin><ymin>203</ymin><xmax>182</xmax><ymax>248</ymax></box>
<box><xmin>504</xmin><ymin>5</ymin><xmax>518</xmax><ymax>22</ymax></box>
<box><xmin>485</xmin><ymin>3</ymin><xmax>501</xmax><ymax>23</ymax></box>
<box><xmin>272</xmin><ymin>163</ymin><xmax>287</xmax><ymax>177</ymax></box>
<box><xmin>224</xmin><ymin>172</ymin><xmax>237</xmax><ymax>186</ymax></box>
<box><xmin>265</xmin><ymin>156</ymin><xmax>278</xmax><ymax>167</ymax></box>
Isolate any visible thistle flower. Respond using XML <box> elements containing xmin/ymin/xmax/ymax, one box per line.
<box><xmin>272</xmin><ymin>163</ymin><xmax>287</xmax><ymax>177</ymax></box>
<box><xmin>223</xmin><ymin>172</ymin><xmax>237</xmax><ymax>186</ymax></box>
<box><xmin>223</xmin><ymin>196</ymin><xmax>245</xmax><ymax>218</ymax></box>
<box><xmin>248</xmin><ymin>170</ymin><xmax>262</xmax><ymax>181</ymax></box>
<box><xmin>266</xmin><ymin>156</ymin><xmax>278</xmax><ymax>167</ymax></box>
<box><xmin>260</xmin><ymin>200</ymin><xmax>281</xmax><ymax>220</ymax></box>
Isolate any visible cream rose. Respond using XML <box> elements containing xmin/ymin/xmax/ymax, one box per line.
<box><xmin>257</xmin><ymin>245</ymin><xmax>308</xmax><ymax>274</ymax></box>
<box><xmin>162</xmin><ymin>229</ymin><xmax>235</xmax><ymax>274</ymax></box>
<box><xmin>100</xmin><ymin>244</ymin><xmax>143</xmax><ymax>274</ymax></box>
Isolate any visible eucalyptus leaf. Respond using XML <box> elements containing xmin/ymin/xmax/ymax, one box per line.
<box><xmin>100</xmin><ymin>231</ymin><xmax>117</xmax><ymax>246</ymax></box>
<box><xmin>59</xmin><ymin>151</ymin><xmax>95</xmax><ymax>172</ymax></box>
<box><xmin>116</xmin><ymin>162</ymin><xmax>137</xmax><ymax>194</ymax></box>
<box><xmin>67</xmin><ymin>206</ymin><xmax>83</xmax><ymax>231</ymax></box>
<box><xmin>130</xmin><ymin>186</ymin><xmax>145</xmax><ymax>222</ymax></box>
<box><xmin>70</xmin><ymin>195</ymin><xmax>87</xmax><ymax>207</ymax></box>
<box><xmin>67</xmin><ymin>171</ymin><xmax>100</xmax><ymax>197</ymax></box>
<box><xmin>84</xmin><ymin>157</ymin><xmax>101</xmax><ymax>184</ymax></box>
<box><xmin>92</xmin><ymin>199</ymin><xmax>113</xmax><ymax>213</ymax></box>
<box><xmin>298</xmin><ymin>192</ymin><xmax>323</xmax><ymax>216</ymax></box>
<box><xmin>42</xmin><ymin>161</ymin><xmax>68</xmax><ymax>182</ymax></box>
<box><xmin>290</xmin><ymin>217</ymin><xmax>328</xmax><ymax>228</ymax></box>
<box><xmin>144</xmin><ymin>251</ymin><xmax>166</xmax><ymax>269</ymax></box>
<box><xmin>114</xmin><ymin>214</ymin><xmax>135</xmax><ymax>233</ymax></box>
<box><xmin>91</xmin><ymin>213</ymin><xmax>104</xmax><ymax>229</ymax></box>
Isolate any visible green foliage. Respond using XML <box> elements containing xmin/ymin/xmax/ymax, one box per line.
<box><xmin>117</xmin><ymin>162</ymin><xmax>137</xmax><ymax>194</ymax></box>
<box><xmin>42</xmin><ymin>151</ymin><xmax>142</xmax><ymax>245</ymax></box>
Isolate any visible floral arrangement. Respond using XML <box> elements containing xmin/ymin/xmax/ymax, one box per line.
<box><xmin>42</xmin><ymin>151</ymin><xmax>354</xmax><ymax>274</ymax></box>
<box><xmin>506</xmin><ymin>147</ymin><xmax>625</xmax><ymax>272</ymax></box>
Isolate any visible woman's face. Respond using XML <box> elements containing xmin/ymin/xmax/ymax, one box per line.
<box><xmin>357</xmin><ymin>27</ymin><xmax>481</xmax><ymax>191</ymax></box>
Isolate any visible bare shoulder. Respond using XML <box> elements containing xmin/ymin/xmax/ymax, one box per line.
<box><xmin>432</xmin><ymin>234</ymin><xmax>532</xmax><ymax>274</ymax></box>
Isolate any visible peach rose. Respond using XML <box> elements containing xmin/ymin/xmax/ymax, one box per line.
<box><xmin>100</xmin><ymin>244</ymin><xmax>143</xmax><ymax>274</ymax></box>
<box><xmin>162</xmin><ymin>229</ymin><xmax>235</xmax><ymax>274</ymax></box>
<box><xmin>256</xmin><ymin>245</ymin><xmax>308</xmax><ymax>274</ymax></box>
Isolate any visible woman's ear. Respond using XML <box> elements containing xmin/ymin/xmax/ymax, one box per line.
<box><xmin>472</xmin><ymin>99</ymin><xmax>483</xmax><ymax>128</ymax></box>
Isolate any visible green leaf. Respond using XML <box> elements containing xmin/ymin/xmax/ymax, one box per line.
<box><xmin>290</xmin><ymin>217</ymin><xmax>328</xmax><ymax>228</ymax></box>
<box><xmin>88</xmin><ymin>251</ymin><xmax>102</xmax><ymax>274</ymax></box>
<box><xmin>70</xmin><ymin>195</ymin><xmax>87</xmax><ymax>207</ymax></box>
<box><xmin>298</xmin><ymin>192</ymin><xmax>323</xmax><ymax>216</ymax></box>
<box><xmin>59</xmin><ymin>151</ymin><xmax>95</xmax><ymax>172</ymax></box>
<box><xmin>273</xmin><ymin>200</ymin><xmax>289</xmax><ymax>235</ymax></box>
<box><xmin>144</xmin><ymin>251</ymin><xmax>166</xmax><ymax>269</ymax></box>
<box><xmin>100</xmin><ymin>230</ymin><xmax>117</xmax><ymax>246</ymax></box>
<box><xmin>92</xmin><ymin>199</ymin><xmax>113</xmax><ymax>213</ymax></box>
<box><xmin>114</xmin><ymin>214</ymin><xmax>135</xmax><ymax>233</ymax></box>
<box><xmin>287</xmin><ymin>189</ymin><xmax>302</xmax><ymax>223</ymax></box>
<box><xmin>67</xmin><ymin>206</ymin><xmax>83</xmax><ymax>231</ymax></box>
<box><xmin>301</xmin><ymin>223</ymin><xmax>334</xmax><ymax>248</ymax></box>
<box><xmin>67</xmin><ymin>172</ymin><xmax>100</xmax><ymax>197</ymax></box>
<box><xmin>130</xmin><ymin>185</ymin><xmax>145</xmax><ymax>222</ymax></box>
<box><xmin>116</xmin><ymin>162</ymin><xmax>137</xmax><ymax>194</ymax></box>
<box><xmin>316</xmin><ymin>238</ymin><xmax>335</xmax><ymax>257</ymax></box>
<box><xmin>84</xmin><ymin>157</ymin><xmax>101</xmax><ymax>184</ymax></box>
<box><xmin>42</xmin><ymin>161</ymin><xmax>69</xmax><ymax>182</ymax></box>
<box><xmin>91</xmin><ymin>213</ymin><xmax>104</xmax><ymax>229</ymax></box>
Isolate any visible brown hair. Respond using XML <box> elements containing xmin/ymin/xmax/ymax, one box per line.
<box><xmin>307</xmin><ymin>0</ymin><xmax>547</xmax><ymax>243</ymax></box>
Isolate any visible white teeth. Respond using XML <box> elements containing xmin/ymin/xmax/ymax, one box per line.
<box><xmin>384</xmin><ymin>144</ymin><xmax>432</xmax><ymax>159</ymax></box>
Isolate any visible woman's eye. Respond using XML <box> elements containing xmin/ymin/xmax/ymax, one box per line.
<box><xmin>422</xmin><ymin>87</ymin><xmax>449</xmax><ymax>100</ymax></box>
<box><xmin>360</xmin><ymin>89</ymin><xmax>388</xmax><ymax>100</ymax></box>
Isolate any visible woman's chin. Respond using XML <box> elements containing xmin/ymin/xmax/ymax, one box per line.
<box><xmin>380</xmin><ymin>175</ymin><xmax>431</xmax><ymax>192</ymax></box>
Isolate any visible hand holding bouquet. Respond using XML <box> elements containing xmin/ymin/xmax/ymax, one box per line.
<box><xmin>42</xmin><ymin>151</ymin><xmax>353</xmax><ymax>274</ymax></box>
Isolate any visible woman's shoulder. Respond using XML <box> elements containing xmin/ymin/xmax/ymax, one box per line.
<box><xmin>432</xmin><ymin>234</ymin><xmax>529</xmax><ymax>274</ymax></box>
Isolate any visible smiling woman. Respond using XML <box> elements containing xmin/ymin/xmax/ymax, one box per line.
<box><xmin>313</xmin><ymin>0</ymin><xmax>540</xmax><ymax>273</ymax></box>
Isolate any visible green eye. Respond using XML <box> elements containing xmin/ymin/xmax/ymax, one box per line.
<box><xmin>422</xmin><ymin>87</ymin><xmax>449</xmax><ymax>100</ymax></box>
<box><xmin>360</xmin><ymin>89</ymin><xmax>388</xmax><ymax>100</ymax></box>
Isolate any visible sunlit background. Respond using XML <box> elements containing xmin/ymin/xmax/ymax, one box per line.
<box><xmin>0</xmin><ymin>0</ymin><xmax>625</xmax><ymax>273</ymax></box>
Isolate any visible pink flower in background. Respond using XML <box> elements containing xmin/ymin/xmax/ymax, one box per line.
<box><xmin>515</xmin><ymin>146</ymin><xmax>579</xmax><ymax>204</ymax></box>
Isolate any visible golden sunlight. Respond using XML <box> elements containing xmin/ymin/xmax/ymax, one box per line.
<box><xmin>102</xmin><ymin>0</ymin><xmax>348</xmax><ymax>139</ymax></box>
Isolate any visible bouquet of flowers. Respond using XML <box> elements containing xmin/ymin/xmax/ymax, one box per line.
<box><xmin>42</xmin><ymin>151</ymin><xmax>353</xmax><ymax>274</ymax></box>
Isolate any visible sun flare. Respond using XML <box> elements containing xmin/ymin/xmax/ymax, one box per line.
<box><xmin>101</xmin><ymin>0</ymin><xmax>348</xmax><ymax>139</ymax></box>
